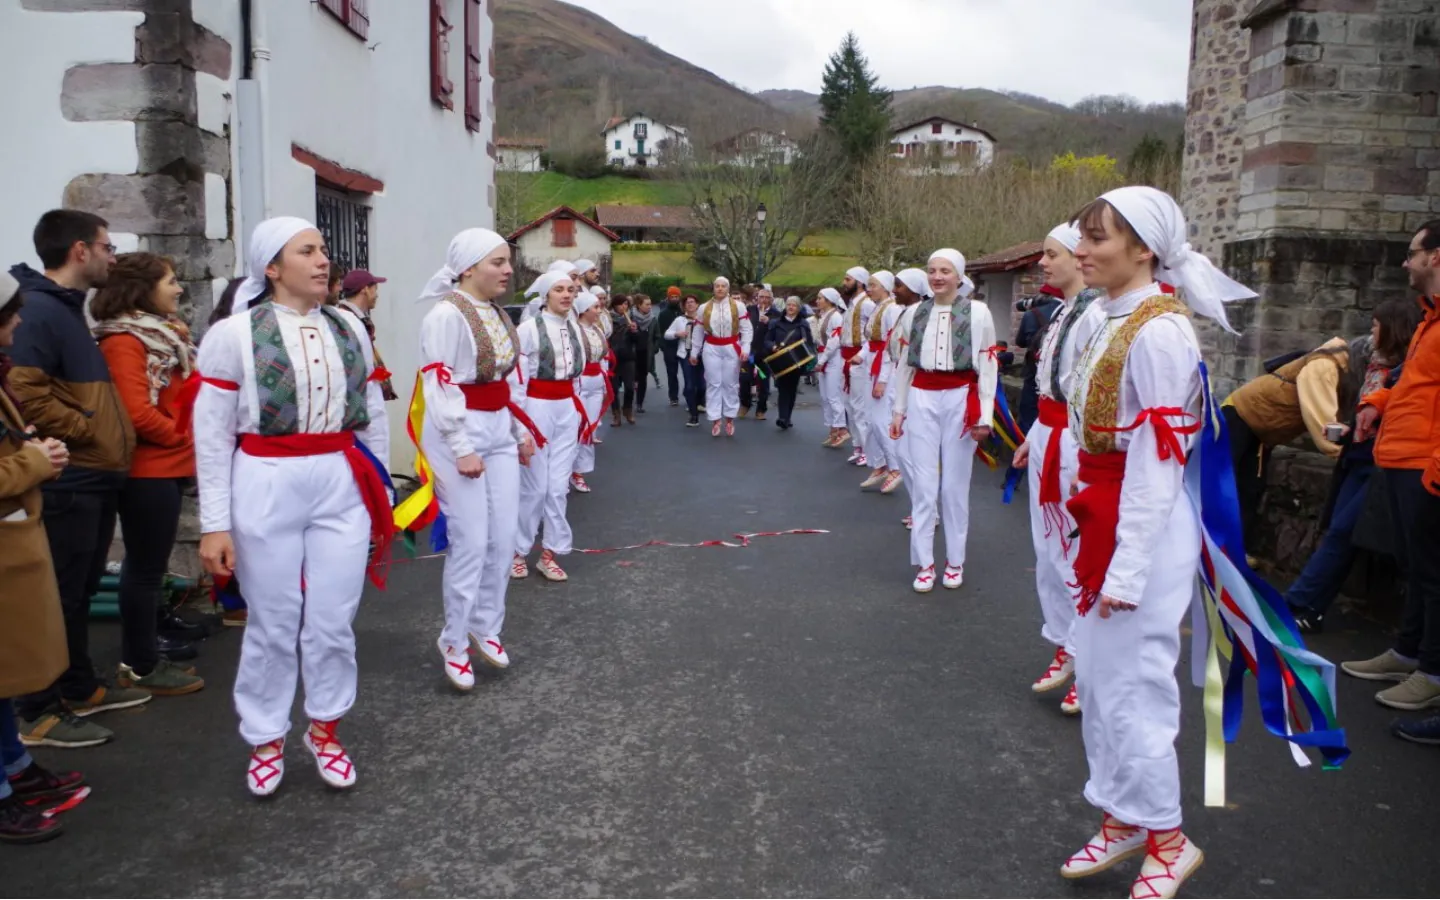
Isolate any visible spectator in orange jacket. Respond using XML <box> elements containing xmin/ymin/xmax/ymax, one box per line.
<box><xmin>93</xmin><ymin>253</ymin><xmax>205</xmax><ymax>698</ymax></box>
<box><xmin>1343</xmin><ymin>219</ymin><xmax>1440</xmax><ymax>719</ymax></box>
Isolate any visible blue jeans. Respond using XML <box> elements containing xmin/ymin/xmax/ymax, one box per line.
<box><xmin>0</xmin><ymin>699</ymin><xmax>35</xmax><ymax>800</ymax></box>
<box><xmin>681</xmin><ymin>358</ymin><xmax>701</xmax><ymax>415</ymax></box>
<box><xmin>1286</xmin><ymin>463</ymin><xmax>1373</xmax><ymax>615</ymax></box>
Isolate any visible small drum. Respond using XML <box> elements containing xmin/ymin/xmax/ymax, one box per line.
<box><xmin>764</xmin><ymin>338</ymin><xmax>816</xmax><ymax>378</ymax></box>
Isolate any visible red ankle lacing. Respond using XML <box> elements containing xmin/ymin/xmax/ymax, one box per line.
<box><xmin>308</xmin><ymin>720</ymin><xmax>353</xmax><ymax>781</ymax></box>
<box><xmin>1067</xmin><ymin>815</ymin><xmax>1140</xmax><ymax>866</ymax></box>
<box><xmin>1041</xmin><ymin>648</ymin><xmax>1072</xmax><ymax>681</ymax></box>
<box><xmin>447</xmin><ymin>656</ymin><xmax>473</xmax><ymax>678</ymax></box>
<box><xmin>248</xmin><ymin>739</ymin><xmax>284</xmax><ymax>791</ymax></box>
<box><xmin>1063</xmin><ymin>683</ymin><xmax>1079</xmax><ymax>708</ymax></box>
<box><xmin>485</xmin><ymin>639</ymin><xmax>505</xmax><ymax>656</ymax></box>
<box><xmin>1131</xmin><ymin>829</ymin><xmax>1187</xmax><ymax>899</ymax></box>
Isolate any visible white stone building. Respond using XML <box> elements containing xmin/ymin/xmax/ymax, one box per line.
<box><xmin>507</xmin><ymin>206</ymin><xmax>618</xmax><ymax>282</ymax></box>
<box><xmin>497</xmin><ymin>137</ymin><xmax>546</xmax><ymax>173</ymax></box>
<box><xmin>602</xmin><ymin>114</ymin><xmax>689</xmax><ymax>168</ymax></box>
<box><xmin>714</xmin><ymin>129</ymin><xmax>800</xmax><ymax>167</ymax></box>
<box><xmin>889</xmin><ymin>116</ymin><xmax>997</xmax><ymax>174</ymax></box>
<box><xmin>1</xmin><ymin>0</ymin><xmax>498</xmax><ymax>472</ymax></box>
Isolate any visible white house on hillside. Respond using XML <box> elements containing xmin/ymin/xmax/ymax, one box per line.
<box><xmin>3</xmin><ymin>0</ymin><xmax>496</xmax><ymax>472</ymax></box>
<box><xmin>890</xmin><ymin>116</ymin><xmax>997</xmax><ymax>174</ymax></box>
<box><xmin>603</xmin><ymin>114</ymin><xmax>689</xmax><ymax>168</ymax></box>
<box><xmin>497</xmin><ymin>137</ymin><xmax>546</xmax><ymax>172</ymax></box>
<box><xmin>715</xmin><ymin>128</ymin><xmax>800</xmax><ymax>167</ymax></box>
<box><xmin>507</xmin><ymin>206</ymin><xmax>619</xmax><ymax>280</ymax></box>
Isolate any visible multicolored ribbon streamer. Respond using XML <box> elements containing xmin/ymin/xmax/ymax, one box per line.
<box><xmin>392</xmin><ymin>371</ymin><xmax>450</xmax><ymax>553</ymax></box>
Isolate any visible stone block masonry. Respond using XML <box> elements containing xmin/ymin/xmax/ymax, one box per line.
<box><xmin>1182</xmin><ymin>1</ymin><xmax>1251</xmax><ymax>260</ymax></box>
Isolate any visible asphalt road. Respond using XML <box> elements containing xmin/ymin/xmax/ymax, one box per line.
<box><xmin>7</xmin><ymin>391</ymin><xmax>1435</xmax><ymax>898</ymax></box>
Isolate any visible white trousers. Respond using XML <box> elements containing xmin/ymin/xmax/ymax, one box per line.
<box><xmin>1073</xmin><ymin>490</ymin><xmax>1199</xmax><ymax>831</ymax></box>
<box><xmin>842</xmin><ymin>355</ymin><xmax>870</xmax><ymax>450</ymax></box>
<box><xmin>573</xmin><ymin>373</ymin><xmax>607</xmax><ymax>475</ymax></box>
<box><xmin>1027</xmin><ymin>420</ymin><xmax>1080</xmax><ymax>652</ymax></box>
<box><xmin>231</xmin><ymin>450</ymin><xmax>369</xmax><ymax>745</ymax></box>
<box><xmin>902</xmin><ymin>385</ymin><xmax>978</xmax><ymax>569</ymax></box>
<box><xmin>819</xmin><ymin>362</ymin><xmax>847</xmax><ymax>428</ymax></box>
<box><xmin>701</xmin><ymin>342</ymin><xmax>740</xmax><ymax>420</ymax></box>
<box><xmin>516</xmin><ymin>396</ymin><xmax>581</xmax><ymax>556</ymax></box>
<box><xmin>886</xmin><ymin>381</ymin><xmax>912</xmax><ymax>501</ymax></box>
<box><xmin>865</xmin><ymin>376</ymin><xmax>898</xmax><ymax>470</ymax></box>
<box><xmin>424</xmin><ymin>409</ymin><xmax>520</xmax><ymax>650</ymax></box>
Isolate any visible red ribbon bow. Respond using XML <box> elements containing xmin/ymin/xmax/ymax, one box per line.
<box><xmin>1091</xmin><ymin>407</ymin><xmax>1201</xmax><ymax>464</ymax></box>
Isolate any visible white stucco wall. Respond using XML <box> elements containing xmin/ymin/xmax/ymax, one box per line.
<box><xmin>516</xmin><ymin>221</ymin><xmax>612</xmax><ymax>274</ymax></box>
<box><xmin>498</xmin><ymin>147</ymin><xmax>543</xmax><ymax>173</ymax></box>
<box><xmin>603</xmin><ymin>116</ymin><xmax>689</xmax><ymax>168</ymax></box>
<box><xmin>0</xmin><ymin>6</ymin><xmax>143</xmax><ymax>267</ymax></box>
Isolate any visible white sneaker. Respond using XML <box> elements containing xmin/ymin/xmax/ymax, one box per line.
<box><xmin>1061</xmin><ymin>683</ymin><xmax>1081</xmax><ymax>716</ymax></box>
<box><xmin>471</xmin><ymin>633</ymin><xmax>510</xmax><ymax>669</ymax></box>
<box><xmin>303</xmin><ymin>721</ymin><xmax>356</xmax><ymax>789</ymax></box>
<box><xmin>246</xmin><ymin>739</ymin><xmax>285</xmax><ymax>797</ymax></box>
<box><xmin>511</xmin><ymin>554</ymin><xmax>529</xmax><ymax>579</ymax></box>
<box><xmin>438</xmin><ymin>638</ymin><xmax>475</xmax><ymax>691</ymax></box>
<box><xmin>913</xmin><ymin>566</ymin><xmax>936</xmax><ymax>593</ymax></box>
<box><xmin>942</xmin><ymin>564</ymin><xmax>963</xmax><ymax>590</ymax></box>
<box><xmin>1129</xmin><ymin>830</ymin><xmax>1204</xmax><ymax>899</ymax></box>
<box><xmin>1032</xmin><ymin>647</ymin><xmax>1075</xmax><ymax>693</ymax></box>
<box><xmin>1061</xmin><ymin>815</ymin><xmax>1146</xmax><ymax>879</ymax></box>
<box><xmin>537</xmin><ymin>551</ymin><xmax>568</xmax><ymax>582</ymax></box>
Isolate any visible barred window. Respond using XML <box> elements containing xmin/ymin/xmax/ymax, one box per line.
<box><xmin>316</xmin><ymin>188</ymin><xmax>371</xmax><ymax>274</ymax></box>
<box><xmin>318</xmin><ymin>0</ymin><xmax>369</xmax><ymax>40</ymax></box>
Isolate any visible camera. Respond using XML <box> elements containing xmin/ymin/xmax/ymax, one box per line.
<box><xmin>1015</xmin><ymin>296</ymin><xmax>1041</xmax><ymax>312</ymax></box>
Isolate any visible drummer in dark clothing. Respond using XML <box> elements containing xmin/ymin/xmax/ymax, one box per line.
<box><xmin>764</xmin><ymin>295</ymin><xmax>816</xmax><ymax>431</ymax></box>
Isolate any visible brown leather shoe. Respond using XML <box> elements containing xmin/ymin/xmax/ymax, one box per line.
<box><xmin>625</xmin><ymin>410</ymin><xmax>636</xmax><ymax>424</ymax></box>
<box><xmin>611</xmin><ymin>410</ymin><xmax>622</xmax><ymax>427</ymax></box>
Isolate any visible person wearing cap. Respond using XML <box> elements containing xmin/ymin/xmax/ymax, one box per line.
<box><xmin>571</xmin><ymin>292</ymin><xmax>610</xmax><ymax>493</ymax></box>
<box><xmin>889</xmin><ymin>250</ymin><xmax>998</xmax><ymax>594</ymax></box>
<box><xmin>512</xmin><ymin>273</ymin><xmax>585</xmax><ymax>583</ymax></box>
<box><xmin>814</xmin><ymin>288</ymin><xmax>849</xmax><ymax>448</ymax></box>
<box><xmin>409</xmin><ymin>229</ymin><xmax>539</xmax><ymax>693</ymax></box>
<box><xmin>857</xmin><ymin>271</ymin><xmax>902</xmax><ymax>493</ymax></box>
<box><xmin>658</xmin><ymin>286</ymin><xmax>685</xmax><ymax>407</ymax></box>
<box><xmin>839</xmin><ymin>266</ymin><xmax>875</xmax><ymax>467</ymax></box>
<box><xmin>888</xmin><ymin>270</ymin><xmax>929</xmax><ymax>529</ymax></box>
<box><xmin>689</xmin><ymin>277</ymin><xmax>752</xmax><ymax>437</ymax></box>
<box><xmin>666</xmin><ymin>296</ymin><xmax>702</xmax><ymax>427</ymax></box>
<box><xmin>1010</xmin><ymin>223</ymin><xmax>1105</xmax><ymax>717</ymax></box>
<box><xmin>192</xmin><ymin>217</ymin><xmax>393</xmax><ymax>797</ymax></box>
<box><xmin>338</xmin><ymin>270</ymin><xmax>397</xmax><ymax>403</ymax></box>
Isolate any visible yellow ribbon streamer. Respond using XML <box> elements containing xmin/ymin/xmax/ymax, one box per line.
<box><xmin>1202</xmin><ymin>582</ymin><xmax>1236</xmax><ymax>808</ymax></box>
<box><xmin>393</xmin><ymin>373</ymin><xmax>437</xmax><ymax>531</ymax></box>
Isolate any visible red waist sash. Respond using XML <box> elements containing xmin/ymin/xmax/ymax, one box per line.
<box><xmin>238</xmin><ymin>432</ymin><xmax>394</xmax><ymax>589</ymax></box>
<box><xmin>867</xmin><ymin>340</ymin><xmax>888</xmax><ymax>385</ymax></box>
<box><xmin>582</xmin><ymin>362</ymin><xmax>605</xmax><ymax>377</ymax></box>
<box><xmin>912</xmin><ymin>369</ymin><xmax>981</xmax><ymax>433</ymax></box>
<box><xmin>705</xmin><ymin>334</ymin><xmax>743</xmax><ymax>362</ymax></box>
<box><xmin>525</xmin><ymin>379</ymin><xmax>590</xmax><ymax>444</ymax></box>
<box><xmin>1036</xmin><ymin>397</ymin><xmax>1072</xmax><ymax>556</ymax></box>
<box><xmin>841</xmin><ymin>345</ymin><xmax>862</xmax><ymax>391</ymax></box>
<box><xmin>457</xmin><ymin>381</ymin><xmax>546</xmax><ymax>450</ymax></box>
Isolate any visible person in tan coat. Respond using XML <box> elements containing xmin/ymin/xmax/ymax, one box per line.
<box><xmin>0</xmin><ymin>270</ymin><xmax>86</xmax><ymax>843</ymax></box>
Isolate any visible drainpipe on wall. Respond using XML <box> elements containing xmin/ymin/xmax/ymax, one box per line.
<box><xmin>236</xmin><ymin>0</ymin><xmax>272</xmax><ymax>260</ymax></box>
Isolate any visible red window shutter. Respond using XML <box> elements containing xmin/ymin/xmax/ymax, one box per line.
<box><xmin>553</xmin><ymin>219</ymin><xmax>576</xmax><ymax>248</ymax></box>
<box><xmin>431</xmin><ymin>0</ymin><xmax>455</xmax><ymax>111</ymax></box>
<box><xmin>464</xmin><ymin>0</ymin><xmax>482</xmax><ymax>132</ymax></box>
<box><xmin>347</xmin><ymin>0</ymin><xmax>369</xmax><ymax>39</ymax></box>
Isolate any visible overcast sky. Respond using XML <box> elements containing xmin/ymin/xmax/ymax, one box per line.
<box><xmin>563</xmin><ymin>0</ymin><xmax>1192</xmax><ymax>105</ymax></box>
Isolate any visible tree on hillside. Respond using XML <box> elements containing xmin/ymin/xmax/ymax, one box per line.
<box><xmin>819</xmin><ymin>33</ymin><xmax>893</xmax><ymax>166</ymax></box>
<box><xmin>682</xmin><ymin>135</ymin><xmax>848</xmax><ymax>285</ymax></box>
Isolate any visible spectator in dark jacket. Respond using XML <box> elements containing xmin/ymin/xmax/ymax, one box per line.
<box><xmin>630</xmin><ymin>294</ymin><xmax>656</xmax><ymax>414</ymax></box>
<box><xmin>658</xmin><ymin>287</ymin><xmax>684</xmax><ymax>407</ymax></box>
<box><xmin>764</xmin><ymin>296</ymin><xmax>814</xmax><ymax>430</ymax></box>
<box><xmin>9</xmin><ymin>209</ymin><xmax>147</xmax><ymax>748</ymax></box>
<box><xmin>609</xmin><ymin>294</ymin><xmax>639</xmax><ymax>426</ymax></box>
<box><xmin>739</xmin><ymin>285</ymin><xmax>772</xmax><ymax>419</ymax></box>
<box><xmin>1015</xmin><ymin>286</ymin><xmax>1062</xmax><ymax>435</ymax></box>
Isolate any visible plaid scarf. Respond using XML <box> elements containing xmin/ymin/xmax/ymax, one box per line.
<box><xmin>92</xmin><ymin>311</ymin><xmax>194</xmax><ymax>404</ymax></box>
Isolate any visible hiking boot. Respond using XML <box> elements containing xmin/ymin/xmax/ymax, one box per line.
<box><xmin>20</xmin><ymin>711</ymin><xmax>113</xmax><ymax>749</ymax></box>
<box><xmin>0</xmin><ymin>795</ymin><xmax>64</xmax><ymax>844</ymax></box>
<box><xmin>1376</xmin><ymin>672</ymin><xmax>1440</xmax><ymax>711</ymax></box>
<box><xmin>66</xmin><ymin>685</ymin><xmax>151</xmax><ymax>718</ymax></box>
<box><xmin>7</xmin><ymin>762</ymin><xmax>85</xmax><ymax>806</ymax></box>
<box><xmin>117</xmin><ymin>660</ymin><xmax>205</xmax><ymax>696</ymax></box>
<box><xmin>1342</xmin><ymin>649</ymin><xmax>1418</xmax><ymax>683</ymax></box>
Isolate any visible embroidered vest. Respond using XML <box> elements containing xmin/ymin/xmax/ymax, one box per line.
<box><xmin>845</xmin><ymin>298</ymin><xmax>867</xmax><ymax>345</ymax></box>
<box><xmin>1076</xmin><ymin>295</ymin><xmax>1189</xmax><ymax>455</ymax></box>
<box><xmin>906</xmin><ymin>300</ymin><xmax>974</xmax><ymax>372</ymax></box>
<box><xmin>534</xmin><ymin>315</ymin><xmax>583</xmax><ymax>381</ymax></box>
<box><xmin>819</xmin><ymin>310</ymin><xmax>839</xmax><ymax>348</ymax></box>
<box><xmin>251</xmin><ymin>303</ymin><xmax>369</xmax><ymax>436</ymax></box>
<box><xmin>581</xmin><ymin>323</ymin><xmax>607</xmax><ymax>364</ymax></box>
<box><xmin>866</xmin><ymin>298</ymin><xmax>895</xmax><ymax>342</ymax></box>
<box><xmin>1041</xmin><ymin>288</ymin><xmax>1102</xmax><ymax>401</ymax></box>
<box><xmin>701</xmin><ymin>298</ymin><xmax>741</xmax><ymax>337</ymax></box>
<box><xmin>441</xmin><ymin>292</ymin><xmax>520</xmax><ymax>384</ymax></box>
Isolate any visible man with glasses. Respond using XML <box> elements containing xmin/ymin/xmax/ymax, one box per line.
<box><xmin>7</xmin><ymin>209</ymin><xmax>143</xmax><ymax>749</ymax></box>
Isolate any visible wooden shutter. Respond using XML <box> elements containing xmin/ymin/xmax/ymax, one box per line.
<box><xmin>431</xmin><ymin>0</ymin><xmax>455</xmax><ymax>111</ymax></box>
<box><xmin>553</xmin><ymin>219</ymin><xmax>576</xmax><ymax>248</ymax></box>
<box><xmin>319</xmin><ymin>0</ymin><xmax>367</xmax><ymax>39</ymax></box>
<box><xmin>464</xmin><ymin>0</ymin><xmax>482</xmax><ymax>132</ymax></box>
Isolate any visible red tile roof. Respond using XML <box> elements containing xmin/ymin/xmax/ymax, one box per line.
<box><xmin>593</xmin><ymin>204</ymin><xmax>695</xmax><ymax>230</ymax></box>
<box><xmin>966</xmin><ymin>241</ymin><xmax>1044</xmax><ymax>273</ymax></box>
<box><xmin>507</xmin><ymin>206</ymin><xmax>620</xmax><ymax>243</ymax></box>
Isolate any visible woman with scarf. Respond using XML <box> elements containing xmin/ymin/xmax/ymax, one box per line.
<box><xmin>762</xmin><ymin>295</ymin><xmax>815</xmax><ymax>430</ymax></box>
<box><xmin>193</xmin><ymin>217</ymin><xmax>392</xmax><ymax>797</ymax></box>
<box><xmin>814</xmin><ymin>288</ymin><xmax>849</xmax><ymax>449</ymax></box>
<box><xmin>1009</xmin><ymin>223</ymin><xmax>1105</xmax><ymax>715</ymax></box>
<box><xmin>411</xmin><ymin>229</ymin><xmax>538</xmax><ymax>691</ymax></box>
<box><xmin>690</xmin><ymin>277</ymin><xmax>753</xmax><ymax>437</ymax></box>
<box><xmin>889</xmin><ymin>269</ymin><xmax>930</xmax><ymax>528</ymax></box>
<box><xmin>572</xmin><ymin>291</ymin><xmax>610</xmax><ymax>493</ymax></box>
<box><xmin>630</xmin><ymin>294</ymin><xmax>656</xmax><ymax>415</ymax></box>
<box><xmin>92</xmin><ymin>253</ymin><xmax>205</xmax><ymax>697</ymax></box>
<box><xmin>512</xmin><ymin>273</ymin><xmax>584</xmax><ymax>583</ymax></box>
<box><xmin>665</xmin><ymin>296</ymin><xmax>702</xmax><ymax>427</ymax></box>
<box><xmin>889</xmin><ymin>250</ymin><xmax>998</xmax><ymax>594</ymax></box>
<box><xmin>609</xmin><ymin>294</ymin><xmax>640</xmax><ymax>426</ymax></box>
<box><xmin>856</xmin><ymin>271</ymin><xmax>903</xmax><ymax>493</ymax></box>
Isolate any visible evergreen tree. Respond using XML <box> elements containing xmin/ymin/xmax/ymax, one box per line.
<box><xmin>819</xmin><ymin>32</ymin><xmax>893</xmax><ymax>165</ymax></box>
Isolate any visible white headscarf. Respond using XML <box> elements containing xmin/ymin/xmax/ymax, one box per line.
<box><xmin>928</xmin><ymin>249</ymin><xmax>976</xmax><ymax>299</ymax></box>
<box><xmin>819</xmin><ymin>286</ymin><xmax>847</xmax><ymax>312</ymax></box>
<box><xmin>419</xmin><ymin>228</ymin><xmax>507</xmax><ymax>304</ymax></box>
<box><xmin>1047</xmin><ymin>222</ymin><xmax>1082</xmax><ymax>254</ymax></box>
<box><xmin>590</xmin><ymin>284</ymin><xmax>608</xmax><ymax>297</ymax></box>
<box><xmin>574</xmin><ymin>293</ymin><xmax>599</xmax><ymax>315</ymax></box>
<box><xmin>527</xmin><ymin>271</ymin><xmax>572</xmax><ymax>303</ymax></box>
<box><xmin>573</xmin><ymin>259</ymin><xmax>597</xmax><ymax>276</ymax></box>
<box><xmin>845</xmin><ymin>266</ymin><xmax>871</xmax><ymax>286</ymax></box>
<box><xmin>235</xmin><ymin>216</ymin><xmax>316</xmax><ymax>313</ymax></box>
<box><xmin>1099</xmin><ymin>186</ymin><xmax>1255</xmax><ymax>333</ymax></box>
<box><xmin>548</xmin><ymin>259</ymin><xmax>577</xmax><ymax>274</ymax></box>
<box><xmin>870</xmin><ymin>270</ymin><xmax>895</xmax><ymax>294</ymax></box>
<box><xmin>896</xmin><ymin>268</ymin><xmax>932</xmax><ymax>300</ymax></box>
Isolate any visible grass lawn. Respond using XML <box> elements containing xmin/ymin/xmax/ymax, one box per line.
<box><xmin>516</xmin><ymin>173</ymin><xmax>694</xmax><ymax>219</ymax></box>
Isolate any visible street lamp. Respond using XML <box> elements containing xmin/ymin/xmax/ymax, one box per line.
<box><xmin>754</xmin><ymin>203</ymin><xmax>768</xmax><ymax>282</ymax></box>
<box><xmin>756</xmin><ymin>203</ymin><xmax>767</xmax><ymax>224</ymax></box>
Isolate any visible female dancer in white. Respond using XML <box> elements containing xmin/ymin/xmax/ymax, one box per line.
<box><xmin>814</xmin><ymin>288</ymin><xmax>849</xmax><ymax>449</ymax></box>
<box><xmin>414</xmin><ymin>228</ymin><xmax>539</xmax><ymax>691</ymax></box>
<box><xmin>194</xmin><ymin>217</ymin><xmax>390</xmax><ymax>796</ymax></box>
<box><xmin>838</xmin><ymin>267</ymin><xmax>874</xmax><ymax>466</ymax></box>
<box><xmin>571</xmin><ymin>291</ymin><xmax>609</xmax><ymax>494</ymax></box>
<box><xmin>889</xmin><ymin>250</ymin><xmax>998</xmax><ymax>593</ymax></box>
<box><xmin>689</xmin><ymin>277</ymin><xmax>752</xmax><ymax>437</ymax></box>
<box><xmin>890</xmin><ymin>269</ymin><xmax>930</xmax><ymax>528</ymax></box>
<box><xmin>512</xmin><ymin>273</ymin><xmax>585</xmax><ymax>582</ymax></box>
<box><xmin>858</xmin><ymin>271</ymin><xmax>903</xmax><ymax>493</ymax></box>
